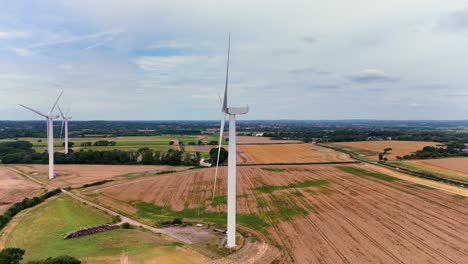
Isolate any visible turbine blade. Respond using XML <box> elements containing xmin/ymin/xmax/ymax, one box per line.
<box><xmin>212</xmin><ymin>111</ymin><xmax>227</xmax><ymax>200</ymax></box>
<box><xmin>19</xmin><ymin>104</ymin><xmax>48</xmax><ymax>117</ymax></box>
<box><xmin>221</xmin><ymin>33</ymin><xmax>230</xmax><ymax>113</ymax></box>
<box><xmin>49</xmin><ymin>90</ymin><xmax>63</xmax><ymax>115</ymax></box>
<box><xmin>46</xmin><ymin>119</ymin><xmax>49</xmax><ymax>140</ymax></box>
<box><xmin>57</xmin><ymin>104</ymin><xmax>65</xmax><ymax>118</ymax></box>
<box><xmin>60</xmin><ymin>119</ymin><xmax>65</xmax><ymax>139</ymax></box>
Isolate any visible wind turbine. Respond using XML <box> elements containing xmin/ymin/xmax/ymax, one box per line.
<box><xmin>19</xmin><ymin>91</ymin><xmax>63</xmax><ymax>179</ymax></box>
<box><xmin>58</xmin><ymin>106</ymin><xmax>72</xmax><ymax>154</ymax></box>
<box><xmin>212</xmin><ymin>34</ymin><xmax>249</xmax><ymax>248</ymax></box>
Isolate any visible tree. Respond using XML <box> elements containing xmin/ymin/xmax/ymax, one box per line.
<box><xmin>378</xmin><ymin>153</ymin><xmax>384</xmax><ymax>161</ymax></box>
<box><xmin>0</xmin><ymin>248</ymin><xmax>25</xmax><ymax>264</ymax></box>
<box><xmin>27</xmin><ymin>255</ymin><xmax>81</xmax><ymax>264</ymax></box>
<box><xmin>209</xmin><ymin>147</ymin><xmax>228</xmax><ymax>164</ymax></box>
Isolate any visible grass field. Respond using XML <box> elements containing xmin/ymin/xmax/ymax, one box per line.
<box><xmin>2</xmin><ymin>135</ymin><xmax>199</xmax><ymax>153</ymax></box>
<box><xmin>327</xmin><ymin>140</ymin><xmax>441</xmax><ymax>160</ymax></box>
<box><xmin>83</xmin><ymin>165</ymin><xmax>468</xmax><ymax>263</ymax></box>
<box><xmin>4</xmin><ymin>195</ymin><xmax>202</xmax><ymax>263</ymax></box>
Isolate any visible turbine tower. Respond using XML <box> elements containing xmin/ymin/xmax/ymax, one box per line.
<box><xmin>19</xmin><ymin>91</ymin><xmax>63</xmax><ymax>179</ymax></box>
<box><xmin>58</xmin><ymin>106</ymin><xmax>72</xmax><ymax>154</ymax></box>
<box><xmin>212</xmin><ymin>34</ymin><xmax>249</xmax><ymax>248</ymax></box>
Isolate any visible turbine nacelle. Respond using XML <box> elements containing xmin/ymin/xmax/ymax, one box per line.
<box><xmin>227</xmin><ymin>105</ymin><xmax>249</xmax><ymax>115</ymax></box>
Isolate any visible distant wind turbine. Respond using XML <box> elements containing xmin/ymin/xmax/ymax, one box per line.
<box><xmin>212</xmin><ymin>34</ymin><xmax>249</xmax><ymax>248</ymax></box>
<box><xmin>58</xmin><ymin>105</ymin><xmax>72</xmax><ymax>154</ymax></box>
<box><xmin>19</xmin><ymin>91</ymin><xmax>63</xmax><ymax>179</ymax></box>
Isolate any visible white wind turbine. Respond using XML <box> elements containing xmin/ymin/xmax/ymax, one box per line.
<box><xmin>212</xmin><ymin>34</ymin><xmax>249</xmax><ymax>248</ymax></box>
<box><xmin>58</xmin><ymin>105</ymin><xmax>72</xmax><ymax>154</ymax></box>
<box><xmin>19</xmin><ymin>91</ymin><xmax>63</xmax><ymax>179</ymax></box>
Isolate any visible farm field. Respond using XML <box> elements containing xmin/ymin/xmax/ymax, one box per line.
<box><xmin>12</xmin><ymin>164</ymin><xmax>189</xmax><ymax>188</ymax></box>
<box><xmin>2</xmin><ymin>195</ymin><xmax>203</xmax><ymax>263</ymax></box>
<box><xmin>82</xmin><ymin>165</ymin><xmax>468</xmax><ymax>263</ymax></box>
<box><xmin>0</xmin><ymin>167</ymin><xmax>45</xmax><ymax>213</ymax></box>
<box><xmin>328</xmin><ymin>140</ymin><xmax>441</xmax><ymax>160</ymax></box>
<box><xmin>236</xmin><ymin>136</ymin><xmax>302</xmax><ymax>144</ymax></box>
<box><xmin>1</xmin><ymin>135</ymin><xmax>198</xmax><ymax>153</ymax></box>
<box><xmin>237</xmin><ymin>144</ymin><xmax>353</xmax><ymax>164</ymax></box>
<box><xmin>389</xmin><ymin>158</ymin><xmax>468</xmax><ymax>183</ymax></box>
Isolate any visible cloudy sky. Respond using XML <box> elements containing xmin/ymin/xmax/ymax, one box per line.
<box><xmin>1</xmin><ymin>0</ymin><xmax>467</xmax><ymax>120</ymax></box>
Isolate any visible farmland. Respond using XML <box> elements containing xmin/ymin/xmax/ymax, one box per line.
<box><xmin>0</xmin><ymin>135</ymin><xmax>198</xmax><ymax>153</ymax></box>
<box><xmin>237</xmin><ymin>144</ymin><xmax>353</xmax><ymax>164</ymax></box>
<box><xmin>389</xmin><ymin>157</ymin><xmax>468</xmax><ymax>183</ymax></box>
<box><xmin>2</xmin><ymin>195</ymin><xmax>204</xmax><ymax>263</ymax></box>
<box><xmin>11</xmin><ymin>164</ymin><xmax>189</xmax><ymax>188</ymax></box>
<box><xmin>0</xmin><ymin>167</ymin><xmax>45</xmax><ymax>213</ymax></box>
<box><xmin>327</xmin><ymin>140</ymin><xmax>441</xmax><ymax>160</ymax></box>
<box><xmin>81</xmin><ymin>164</ymin><xmax>468</xmax><ymax>263</ymax></box>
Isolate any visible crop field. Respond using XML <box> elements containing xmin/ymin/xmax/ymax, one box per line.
<box><xmin>328</xmin><ymin>140</ymin><xmax>441</xmax><ymax>160</ymax></box>
<box><xmin>0</xmin><ymin>167</ymin><xmax>45</xmax><ymax>213</ymax></box>
<box><xmin>237</xmin><ymin>144</ymin><xmax>353</xmax><ymax>164</ymax></box>
<box><xmin>1</xmin><ymin>135</ymin><xmax>198</xmax><ymax>153</ymax></box>
<box><xmin>2</xmin><ymin>195</ymin><xmax>203</xmax><ymax>263</ymax></box>
<box><xmin>83</xmin><ymin>165</ymin><xmax>468</xmax><ymax>263</ymax></box>
<box><xmin>12</xmin><ymin>164</ymin><xmax>189</xmax><ymax>188</ymax></box>
<box><xmin>389</xmin><ymin>158</ymin><xmax>468</xmax><ymax>183</ymax></box>
<box><xmin>236</xmin><ymin>136</ymin><xmax>302</xmax><ymax>144</ymax></box>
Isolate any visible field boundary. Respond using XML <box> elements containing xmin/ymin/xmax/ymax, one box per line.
<box><xmin>237</xmin><ymin>161</ymin><xmax>358</xmax><ymax>166</ymax></box>
<box><xmin>319</xmin><ymin>143</ymin><xmax>467</xmax><ymax>189</ymax></box>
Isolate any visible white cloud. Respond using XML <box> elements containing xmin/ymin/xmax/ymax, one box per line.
<box><xmin>0</xmin><ymin>31</ymin><xmax>29</xmax><ymax>39</ymax></box>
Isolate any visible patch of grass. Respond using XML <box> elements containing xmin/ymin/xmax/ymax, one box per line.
<box><xmin>210</xmin><ymin>196</ymin><xmax>227</xmax><ymax>206</ymax></box>
<box><xmin>336</xmin><ymin>166</ymin><xmax>399</xmax><ymax>181</ymax></box>
<box><xmin>5</xmin><ymin>195</ymin><xmax>186</xmax><ymax>262</ymax></box>
<box><xmin>415</xmin><ymin>184</ymin><xmax>435</xmax><ymax>190</ymax></box>
<box><xmin>261</xmin><ymin>167</ymin><xmax>286</xmax><ymax>172</ymax></box>
<box><xmin>209</xmin><ymin>194</ymin><xmax>247</xmax><ymax>206</ymax></box>
<box><xmin>135</xmin><ymin>202</ymin><xmax>269</xmax><ymax>231</ymax></box>
<box><xmin>81</xmin><ymin>179</ymin><xmax>113</xmax><ymax>188</ymax></box>
<box><xmin>254</xmin><ymin>180</ymin><xmax>329</xmax><ymax>193</ymax></box>
<box><xmin>291</xmin><ymin>191</ymin><xmax>303</xmax><ymax>197</ymax></box>
<box><xmin>256</xmin><ymin>197</ymin><xmax>267</xmax><ymax>208</ymax></box>
<box><xmin>270</xmin><ymin>194</ymin><xmax>307</xmax><ymax>221</ymax></box>
<box><xmin>453</xmin><ymin>195</ymin><xmax>466</xmax><ymax>200</ymax></box>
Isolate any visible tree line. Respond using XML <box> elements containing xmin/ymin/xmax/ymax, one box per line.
<box><xmin>398</xmin><ymin>143</ymin><xmax>468</xmax><ymax>159</ymax></box>
<box><xmin>0</xmin><ymin>141</ymin><xmax>201</xmax><ymax>166</ymax></box>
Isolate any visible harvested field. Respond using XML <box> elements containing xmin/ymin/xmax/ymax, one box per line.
<box><xmin>236</xmin><ymin>136</ymin><xmax>302</xmax><ymax>144</ymax></box>
<box><xmin>238</xmin><ymin>144</ymin><xmax>353</xmax><ymax>164</ymax></box>
<box><xmin>0</xmin><ymin>167</ymin><xmax>44</xmax><ymax>213</ymax></box>
<box><xmin>84</xmin><ymin>165</ymin><xmax>468</xmax><ymax>263</ymax></box>
<box><xmin>12</xmin><ymin>164</ymin><xmax>188</xmax><ymax>188</ymax></box>
<box><xmin>405</xmin><ymin>157</ymin><xmax>468</xmax><ymax>182</ymax></box>
<box><xmin>329</xmin><ymin>140</ymin><xmax>441</xmax><ymax>160</ymax></box>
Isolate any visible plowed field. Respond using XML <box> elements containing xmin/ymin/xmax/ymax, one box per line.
<box><xmin>0</xmin><ymin>167</ymin><xmax>44</xmax><ymax>213</ymax></box>
<box><xmin>84</xmin><ymin>165</ymin><xmax>468</xmax><ymax>263</ymax></box>
<box><xmin>13</xmin><ymin>164</ymin><xmax>188</xmax><ymax>188</ymax></box>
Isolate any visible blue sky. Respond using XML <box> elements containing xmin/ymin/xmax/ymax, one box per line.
<box><xmin>1</xmin><ymin>0</ymin><xmax>468</xmax><ymax>120</ymax></box>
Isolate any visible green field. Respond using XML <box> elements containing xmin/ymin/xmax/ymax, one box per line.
<box><xmin>2</xmin><ymin>135</ymin><xmax>200</xmax><ymax>153</ymax></box>
<box><xmin>4</xmin><ymin>195</ymin><xmax>195</xmax><ymax>262</ymax></box>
